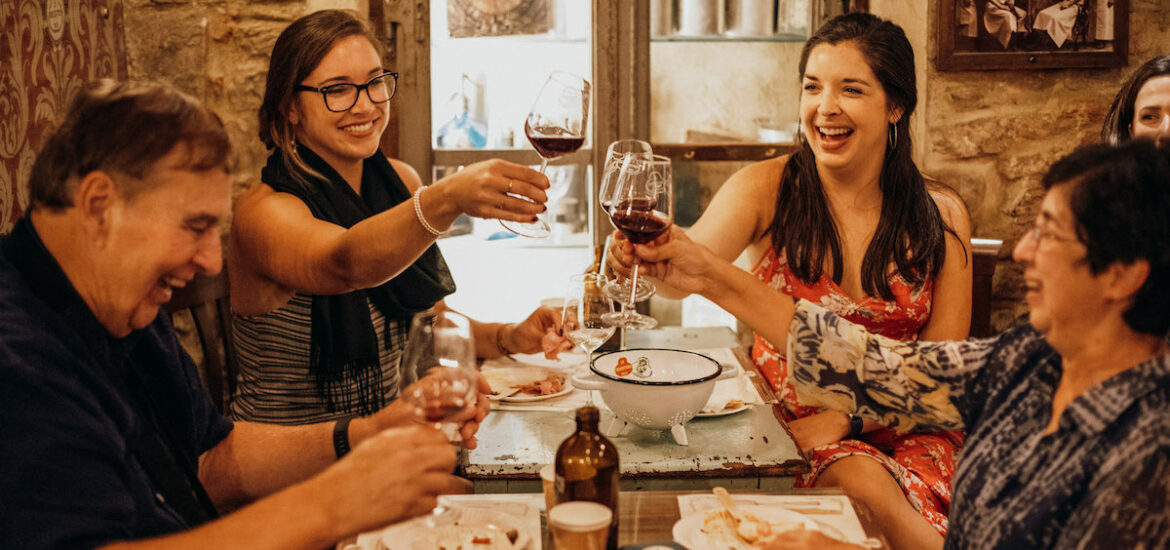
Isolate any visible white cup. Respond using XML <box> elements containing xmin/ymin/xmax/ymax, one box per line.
<box><xmin>548</xmin><ymin>501</ymin><xmax>612</xmax><ymax>550</ymax></box>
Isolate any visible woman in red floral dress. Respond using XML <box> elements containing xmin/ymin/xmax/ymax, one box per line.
<box><xmin>614</xmin><ymin>14</ymin><xmax>972</xmax><ymax>550</ymax></box>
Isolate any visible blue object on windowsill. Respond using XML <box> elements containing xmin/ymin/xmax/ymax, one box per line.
<box><xmin>436</xmin><ymin>111</ymin><xmax>488</xmax><ymax>149</ymax></box>
<box><xmin>486</xmin><ymin>231</ymin><xmax>517</xmax><ymax>241</ymax></box>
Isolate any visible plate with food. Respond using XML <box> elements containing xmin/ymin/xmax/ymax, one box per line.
<box><xmin>483</xmin><ymin>367</ymin><xmax>573</xmax><ymax>402</ymax></box>
<box><xmin>672</xmin><ymin>505</ymin><xmax>818</xmax><ymax>550</ymax></box>
<box><xmin>379</xmin><ymin>507</ymin><xmax>530</xmax><ymax>550</ymax></box>
<box><xmin>695</xmin><ymin>399</ymin><xmax>751</xmax><ymax>418</ymax></box>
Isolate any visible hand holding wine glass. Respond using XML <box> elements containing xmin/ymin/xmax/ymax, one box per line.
<box><xmin>501</xmin><ymin>71</ymin><xmax>591</xmax><ymax>238</ymax></box>
<box><xmin>601</xmin><ymin>154</ymin><xmax>673</xmax><ymax>329</ymax></box>
<box><xmin>599</xmin><ymin>140</ymin><xmax>656</xmax><ymax>303</ymax></box>
<box><xmin>398</xmin><ymin>309</ymin><xmax>480</xmax><ymax>439</ymax></box>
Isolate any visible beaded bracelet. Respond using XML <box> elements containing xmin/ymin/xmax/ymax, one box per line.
<box><xmin>412</xmin><ymin>186</ymin><xmax>443</xmax><ymax>237</ymax></box>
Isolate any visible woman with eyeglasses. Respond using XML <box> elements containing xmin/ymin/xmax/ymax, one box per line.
<box><xmin>612</xmin><ymin>14</ymin><xmax>971</xmax><ymax>550</ymax></box>
<box><xmin>228</xmin><ymin>10</ymin><xmax>567</xmax><ymax>425</ymax></box>
<box><xmin>635</xmin><ymin>141</ymin><xmax>1170</xmax><ymax>550</ymax></box>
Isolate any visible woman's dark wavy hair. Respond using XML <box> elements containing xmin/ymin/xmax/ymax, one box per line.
<box><xmin>259</xmin><ymin>9</ymin><xmax>384</xmax><ymax>186</ymax></box>
<box><xmin>1043</xmin><ymin>141</ymin><xmax>1170</xmax><ymax>336</ymax></box>
<box><xmin>768</xmin><ymin>13</ymin><xmax>962</xmax><ymax>300</ymax></box>
<box><xmin>1101</xmin><ymin>56</ymin><xmax>1170</xmax><ymax>145</ymax></box>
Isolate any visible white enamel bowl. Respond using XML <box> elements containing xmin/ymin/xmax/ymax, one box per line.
<box><xmin>572</xmin><ymin>348</ymin><xmax>738</xmax><ymax>445</ymax></box>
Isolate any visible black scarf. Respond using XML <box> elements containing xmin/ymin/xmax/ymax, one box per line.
<box><xmin>260</xmin><ymin>145</ymin><xmax>456</xmax><ymax>415</ymax></box>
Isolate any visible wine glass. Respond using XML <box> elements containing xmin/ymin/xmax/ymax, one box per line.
<box><xmin>562</xmin><ymin>273</ymin><xmax>617</xmax><ymax>359</ymax></box>
<box><xmin>601</xmin><ymin>154</ymin><xmax>673</xmax><ymax>329</ymax></box>
<box><xmin>398</xmin><ymin>309</ymin><xmax>478</xmax><ymax>437</ymax></box>
<box><xmin>599</xmin><ymin>140</ymin><xmax>655</xmax><ymax>303</ymax></box>
<box><xmin>562</xmin><ymin>273</ymin><xmax>615</xmax><ymax>405</ymax></box>
<box><xmin>397</xmin><ymin>309</ymin><xmax>478</xmax><ymax>525</ymax></box>
<box><xmin>501</xmin><ymin>71</ymin><xmax>591</xmax><ymax>238</ymax></box>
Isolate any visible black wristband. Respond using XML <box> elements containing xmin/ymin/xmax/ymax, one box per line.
<box><xmin>846</xmin><ymin>413</ymin><xmax>864</xmax><ymax>439</ymax></box>
<box><xmin>333</xmin><ymin>416</ymin><xmax>353</xmax><ymax>459</ymax></box>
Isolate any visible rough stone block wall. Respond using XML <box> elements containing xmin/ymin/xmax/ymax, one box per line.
<box><xmin>923</xmin><ymin>0</ymin><xmax>1170</xmax><ymax>331</ymax></box>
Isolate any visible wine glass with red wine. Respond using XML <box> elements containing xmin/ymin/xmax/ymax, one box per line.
<box><xmin>599</xmin><ymin>140</ymin><xmax>655</xmax><ymax>303</ymax></box>
<box><xmin>501</xmin><ymin>71</ymin><xmax>591</xmax><ymax>238</ymax></box>
<box><xmin>601</xmin><ymin>154</ymin><xmax>672</xmax><ymax>329</ymax></box>
<box><xmin>398</xmin><ymin>309</ymin><xmax>478</xmax><ymax>525</ymax></box>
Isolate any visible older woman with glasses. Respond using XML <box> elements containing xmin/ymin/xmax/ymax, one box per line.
<box><xmin>228</xmin><ymin>9</ymin><xmax>567</xmax><ymax>426</ymax></box>
<box><xmin>624</xmin><ymin>141</ymin><xmax>1170</xmax><ymax>549</ymax></box>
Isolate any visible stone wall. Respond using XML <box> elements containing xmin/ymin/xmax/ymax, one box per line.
<box><xmin>890</xmin><ymin>0</ymin><xmax>1170</xmax><ymax>330</ymax></box>
<box><xmin>121</xmin><ymin>0</ymin><xmax>365</xmax><ymax>201</ymax></box>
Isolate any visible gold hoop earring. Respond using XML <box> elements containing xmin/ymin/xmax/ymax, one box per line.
<box><xmin>888</xmin><ymin>123</ymin><xmax>898</xmax><ymax>150</ymax></box>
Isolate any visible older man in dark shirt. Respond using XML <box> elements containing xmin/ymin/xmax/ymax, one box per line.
<box><xmin>0</xmin><ymin>80</ymin><xmax>480</xmax><ymax>550</ymax></box>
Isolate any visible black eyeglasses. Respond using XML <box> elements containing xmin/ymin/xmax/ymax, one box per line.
<box><xmin>295</xmin><ymin>71</ymin><xmax>398</xmax><ymax>112</ymax></box>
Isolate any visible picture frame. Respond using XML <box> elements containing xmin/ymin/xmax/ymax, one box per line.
<box><xmin>938</xmin><ymin>0</ymin><xmax>1128</xmax><ymax>71</ymax></box>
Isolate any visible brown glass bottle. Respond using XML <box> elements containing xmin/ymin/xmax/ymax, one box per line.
<box><xmin>554</xmin><ymin>405</ymin><xmax>619</xmax><ymax>550</ymax></box>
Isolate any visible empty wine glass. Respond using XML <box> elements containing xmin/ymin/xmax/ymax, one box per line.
<box><xmin>397</xmin><ymin>309</ymin><xmax>478</xmax><ymax>525</ymax></box>
<box><xmin>501</xmin><ymin>71</ymin><xmax>591</xmax><ymax>238</ymax></box>
<box><xmin>398</xmin><ymin>309</ymin><xmax>478</xmax><ymax>437</ymax></box>
<box><xmin>599</xmin><ymin>140</ymin><xmax>655</xmax><ymax>303</ymax></box>
<box><xmin>601</xmin><ymin>154</ymin><xmax>673</xmax><ymax>330</ymax></box>
<box><xmin>562</xmin><ymin>273</ymin><xmax>617</xmax><ymax>359</ymax></box>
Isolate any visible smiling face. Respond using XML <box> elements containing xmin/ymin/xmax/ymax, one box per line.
<box><xmin>1011</xmin><ymin>184</ymin><xmax>1107</xmax><ymax>341</ymax></box>
<box><xmin>800</xmin><ymin>42</ymin><xmax>902</xmax><ymax>174</ymax></box>
<box><xmin>1131</xmin><ymin>74</ymin><xmax>1170</xmax><ymax>145</ymax></box>
<box><xmin>94</xmin><ymin>148</ymin><xmax>231</xmax><ymax>336</ymax></box>
<box><xmin>290</xmin><ymin>34</ymin><xmax>390</xmax><ymax>171</ymax></box>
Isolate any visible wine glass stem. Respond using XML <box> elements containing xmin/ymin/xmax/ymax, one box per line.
<box><xmin>538</xmin><ymin>156</ymin><xmax>549</xmax><ymax>174</ymax></box>
<box><xmin>627</xmin><ymin>260</ymin><xmax>641</xmax><ymax>311</ymax></box>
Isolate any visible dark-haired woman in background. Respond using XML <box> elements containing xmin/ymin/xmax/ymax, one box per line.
<box><xmin>620</xmin><ymin>13</ymin><xmax>971</xmax><ymax>550</ymax></box>
<box><xmin>1102</xmin><ymin>55</ymin><xmax>1170</xmax><ymax>146</ymax></box>
<box><xmin>229</xmin><ymin>10</ymin><xmax>567</xmax><ymax>426</ymax></box>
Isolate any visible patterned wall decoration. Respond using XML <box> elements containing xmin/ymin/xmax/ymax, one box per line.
<box><xmin>0</xmin><ymin>0</ymin><xmax>126</xmax><ymax>234</ymax></box>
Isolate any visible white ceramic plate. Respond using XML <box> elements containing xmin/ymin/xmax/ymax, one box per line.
<box><xmin>506</xmin><ymin>351</ymin><xmax>587</xmax><ymax>370</ymax></box>
<box><xmin>379</xmin><ymin>507</ymin><xmax>530</xmax><ymax>550</ymax></box>
<box><xmin>672</xmin><ymin>505</ymin><xmax>818</xmax><ymax>550</ymax></box>
<box><xmin>695</xmin><ymin>403</ymin><xmax>751</xmax><ymax>418</ymax></box>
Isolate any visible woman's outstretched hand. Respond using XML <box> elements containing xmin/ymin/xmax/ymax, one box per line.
<box><xmin>435</xmin><ymin>159</ymin><xmax>549</xmax><ymax>223</ymax></box>
<box><xmin>612</xmin><ymin>226</ymin><xmax>722</xmax><ymax>298</ymax></box>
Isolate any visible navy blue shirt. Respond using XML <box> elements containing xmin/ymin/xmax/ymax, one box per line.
<box><xmin>0</xmin><ymin>217</ymin><xmax>233</xmax><ymax>549</ymax></box>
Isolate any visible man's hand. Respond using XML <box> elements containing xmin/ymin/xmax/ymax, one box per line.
<box><xmin>312</xmin><ymin>425</ymin><xmax>470</xmax><ymax>536</ymax></box>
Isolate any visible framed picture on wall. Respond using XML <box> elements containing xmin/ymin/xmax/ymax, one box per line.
<box><xmin>938</xmin><ymin>0</ymin><xmax>1128</xmax><ymax>70</ymax></box>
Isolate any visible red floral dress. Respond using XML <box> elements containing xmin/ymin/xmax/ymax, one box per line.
<box><xmin>751</xmin><ymin>247</ymin><xmax>963</xmax><ymax>537</ymax></box>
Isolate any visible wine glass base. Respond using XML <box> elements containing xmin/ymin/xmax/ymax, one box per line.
<box><xmin>601</xmin><ymin>311</ymin><xmax>658</xmax><ymax>330</ymax></box>
<box><xmin>500</xmin><ymin>218</ymin><xmax>551</xmax><ymax>238</ymax></box>
<box><xmin>602</xmin><ymin>278</ymin><xmax>655</xmax><ymax>303</ymax></box>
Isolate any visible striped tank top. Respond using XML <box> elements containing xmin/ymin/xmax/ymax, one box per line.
<box><xmin>229</xmin><ymin>293</ymin><xmax>406</xmax><ymax>425</ymax></box>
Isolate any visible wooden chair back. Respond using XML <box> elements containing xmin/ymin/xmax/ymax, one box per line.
<box><xmin>166</xmin><ymin>271</ymin><xmax>236</xmax><ymax>413</ymax></box>
<box><xmin>970</xmin><ymin>238</ymin><xmax>1003</xmax><ymax>338</ymax></box>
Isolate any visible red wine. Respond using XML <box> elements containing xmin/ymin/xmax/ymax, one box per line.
<box><xmin>610</xmin><ymin>200</ymin><xmax>668</xmax><ymax>244</ymax></box>
<box><xmin>525</xmin><ymin>122</ymin><xmax>584</xmax><ymax>158</ymax></box>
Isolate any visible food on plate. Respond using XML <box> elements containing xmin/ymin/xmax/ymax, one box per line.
<box><xmin>514</xmin><ymin>373</ymin><xmax>565</xmax><ymax>396</ymax></box>
<box><xmin>700</xmin><ymin>509</ymin><xmax>803</xmax><ymax>548</ymax></box>
<box><xmin>482</xmin><ymin>367</ymin><xmax>568</xmax><ymax>398</ymax></box>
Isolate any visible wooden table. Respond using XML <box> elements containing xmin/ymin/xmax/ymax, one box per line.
<box><xmin>463</xmin><ymin>327</ymin><xmax>808</xmax><ymax>493</ymax></box>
